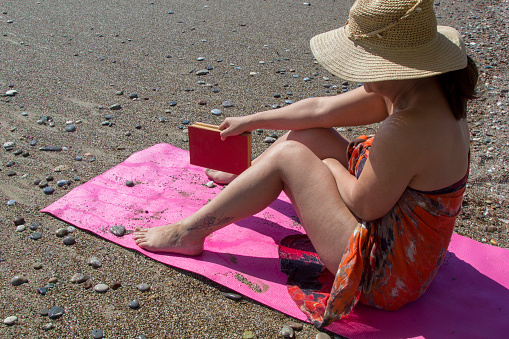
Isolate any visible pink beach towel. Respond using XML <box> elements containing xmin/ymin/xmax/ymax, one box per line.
<box><xmin>42</xmin><ymin>143</ymin><xmax>509</xmax><ymax>338</ymax></box>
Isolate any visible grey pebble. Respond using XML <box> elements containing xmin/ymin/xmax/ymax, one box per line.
<box><xmin>211</xmin><ymin>109</ymin><xmax>222</xmax><ymax>116</ymax></box>
<box><xmin>196</xmin><ymin>69</ymin><xmax>209</xmax><ymax>76</ymax></box>
<box><xmin>169</xmin><ymin>101</ymin><xmax>177</xmax><ymax>106</ymax></box>
<box><xmin>62</xmin><ymin>235</ymin><xmax>76</xmax><ymax>245</ymax></box>
<box><xmin>33</xmin><ymin>262</ymin><xmax>43</xmax><ymax>270</ymax></box>
<box><xmin>126</xmin><ymin>180</ymin><xmax>135</xmax><ymax>187</ymax></box>
<box><xmin>55</xmin><ymin>228</ymin><xmax>68</xmax><ymax>237</ymax></box>
<box><xmin>48</xmin><ymin>306</ymin><xmax>65</xmax><ymax>319</ymax></box>
<box><xmin>39</xmin><ymin>308</ymin><xmax>49</xmax><ymax>316</ymax></box>
<box><xmin>65</xmin><ymin>124</ymin><xmax>76</xmax><ymax>132</ymax></box>
<box><xmin>116</xmin><ymin>90</ymin><xmax>123</xmax><ymax>95</ymax></box>
<box><xmin>110</xmin><ymin>225</ymin><xmax>126</xmax><ymax>237</ymax></box>
<box><xmin>16</xmin><ymin>225</ymin><xmax>25</xmax><ymax>232</ymax></box>
<box><xmin>94</xmin><ymin>283</ymin><xmax>109</xmax><ymax>293</ymax></box>
<box><xmin>30</xmin><ymin>232</ymin><xmax>43</xmax><ymax>240</ymax></box>
<box><xmin>264</xmin><ymin>137</ymin><xmax>277</xmax><ymax>143</ymax></box>
<box><xmin>37</xmin><ymin>287</ymin><xmax>48</xmax><ymax>295</ymax></box>
<box><xmin>316</xmin><ymin>333</ymin><xmax>331</xmax><ymax>339</ymax></box>
<box><xmin>3</xmin><ymin>141</ymin><xmax>15</xmax><ymax>150</ymax></box>
<box><xmin>11</xmin><ymin>275</ymin><xmax>28</xmax><ymax>286</ymax></box>
<box><xmin>129</xmin><ymin>93</ymin><xmax>138</xmax><ymax>99</ymax></box>
<box><xmin>128</xmin><ymin>299</ymin><xmax>140</xmax><ymax>309</ymax></box>
<box><xmin>42</xmin><ymin>323</ymin><xmax>54</xmax><ymax>331</ymax></box>
<box><xmin>136</xmin><ymin>283</ymin><xmax>151</xmax><ymax>292</ymax></box>
<box><xmin>136</xmin><ymin>335</ymin><xmax>148</xmax><ymax>339</ymax></box>
<box><xmin>39</xmin><ymin>146</ymin><xmax>62</xmax><ymax>152</ymax></box>
<box><xmin>92</xmin><ymin>329</ymin><xmax>104</xmax><ymax>339</ymax></box>
<box><xmin>67</xmin><ymin>226</ymin><xmax>76</xmax><ymax>233</ymax></box>
<box><xmin>109</xmin><ymin>103</ymin><xmax>121</xmax><ymax>110</ymax></box>
<box><xmin>220</xmin><ymin>292</ymin><xmax>242</xmax><ymax>301</ymax></box>
<box><xmin>88</xmin><ymin>257</ymin><xmax>102</xmax><ymax>268</ymax></box>
<box><xmin>43</xmin><ymin>187</ymin><xmax>55</xmax><ymax>195</ymax></box>
<box><xmin>7</xmin><ymin>199</ymin><xmax>16</xmax><ymax>206</ymax></box>
<box><xmin>57</xmin><ymin>180</ymin><xmax>70</xmax><ymax>187</ymax></box>
<box><xmin>222</xmin><ymin>100</ymin><xmax>234</xmax><ymax>107</ymax></box>
<box><xmin>30</xmin><ymin>221</ymin><xmax>40</xmax><ymax>230</ymax></box>
<box><xmin>3</xmin><ymin>316</ymin><xmax>17</xmax><ymax>326</ymax></box>
<box><xmin>279</xmin><ymin>325</ymin><xmax>294</xmax><ymax>338</ymax></box>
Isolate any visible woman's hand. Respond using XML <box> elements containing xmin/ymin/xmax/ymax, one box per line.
<box><xmin>218</xmin><ymin>116</ymin><xmax>253</xmax><ymax>141</ymax></box>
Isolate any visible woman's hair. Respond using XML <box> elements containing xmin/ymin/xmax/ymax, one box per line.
<box><xmin>437</xmin><ymin>56</ymin><xmax>479</xmax><ymax>120</ymax></box>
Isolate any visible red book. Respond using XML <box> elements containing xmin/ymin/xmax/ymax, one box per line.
<box><xmin>188</xmin><ymin>122</ymin><xmax>252</xmax><ymax>175</ymax></box>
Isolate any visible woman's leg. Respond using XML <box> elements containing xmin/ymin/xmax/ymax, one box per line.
<box><xmin>134</xmin><ymin>128</ymin><xmax>358</xmax><ymax>273</ymax></box>
<box><xmin>206</xmin><ymin>127</ymin><xmax>350</xmax><ymax>184</ymax></box>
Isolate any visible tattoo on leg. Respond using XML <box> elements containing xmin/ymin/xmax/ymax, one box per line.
<box><xmin>192</xmin><ymin>214</ymin><xmax>234</xmax><ymax>232</ymax></box>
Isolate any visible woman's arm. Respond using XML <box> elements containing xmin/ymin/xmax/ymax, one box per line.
<box><xmin>219</xmin><ymin>86</ymin><xmax>389</xmax><ymax>139</ymax></box>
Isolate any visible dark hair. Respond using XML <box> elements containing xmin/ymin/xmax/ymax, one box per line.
<box><xmin>437</xmin><ymin>56</ymin><xmax>479</xmax><ymax>120</ymax></box>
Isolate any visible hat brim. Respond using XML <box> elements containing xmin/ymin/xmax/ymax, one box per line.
<box><xmin>310</xmin><ymin>25</ymin><xmax>467</xmax><ymax>83</ymax></box>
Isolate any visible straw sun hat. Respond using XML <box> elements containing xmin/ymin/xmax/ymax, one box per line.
<box><xmin>310</xmin><ymin>0</ymin><xmax>468</xmax><ymax>82</ymax></box>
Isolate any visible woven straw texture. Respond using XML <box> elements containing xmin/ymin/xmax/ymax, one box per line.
<box><xmin>310</xmin><ymin>0</ymin><xmax>467</xmax><ymax>82</ymax></box>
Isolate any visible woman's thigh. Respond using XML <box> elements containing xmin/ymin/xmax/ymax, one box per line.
<box><xmin>269</xmin><ymin>140</ymin><xmax>359</xmax><ymax>274</ymax></box>
<box><xmin>263</xmin><ymin>128</ymin><xmax>351</xmax><ymax>167</ymax></box>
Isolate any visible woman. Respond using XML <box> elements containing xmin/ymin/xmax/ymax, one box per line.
<box><xmin>134</xmin><ymin>0</ymin><xmax>478</xmax><ymax>327</ymax></box>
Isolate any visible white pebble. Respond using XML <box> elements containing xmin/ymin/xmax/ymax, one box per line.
<box><xmin>3</xmin><ymin>316</ymin><xmax>17</xmax><ymax>325</ymax></box>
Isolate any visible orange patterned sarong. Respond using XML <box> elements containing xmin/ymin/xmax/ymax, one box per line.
<box><xmin>279</xmin><ymin>135</ymin><xmax>468</xmax><ymax>328</ymax></box>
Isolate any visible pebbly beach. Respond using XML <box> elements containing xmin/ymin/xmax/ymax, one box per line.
<box><xmin>1</xmin><ymin>0</ymin><xmax>509</xmax><ymax>338</ymax></box>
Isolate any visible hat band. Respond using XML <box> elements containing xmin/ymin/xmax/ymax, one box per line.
<box><xmin>348</xmin><ymin>0</ymin><xmax>424</xmax><ymax>40</ymax></box>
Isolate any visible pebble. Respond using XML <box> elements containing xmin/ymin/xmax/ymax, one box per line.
<box><xmin>126</xmin><ymin>180</ymin><xmax>135</xmax><ymax>187</ymax></box>
<box><xmin>30</xmin><ymin>140</ymin><xmax>38</xmax><ymax>146</ymax></box>
<box><xmin>7</xmin><ymin>199</ymin><xmax>16</xmax><ymax>206</ymax></box>
<box><xmin>129</xmin><ymin>93</ymin><xmax>138</xmax><ymax>99</ymax></box>
<box><xmin>11</xmin><ymin>275</ymin><xmax>28</xmax><ymax>286</ymax></box>
<box><xmin>205</xmin><ymin>181</ymin><xmax>216</xmax><ymax>188</ymax></box>
<box><xmin>5</xmin><ymin>89</ymin><xmax>17</xmax><ymax>96</ymax></box>
<box><xmin>288</xmin><ymin>323</ymin><xmax>303</xmax><ymax>331</ymax></box>
<box><xmin>37</xmin><ymin>287</ymin><xmax>48</xmax><ymax>295</ymax></box>
<box><xmin>67</xmin><ymin>226</ymin><xmax>76</xmax><ymax>233</ymax></box>
<box><xmin>13</xmin><ymin>217</ymin><xmax>25</xmax><ymax>226</ymax></box>
<box><xmin>6</xmin><ymin>160</ymin><xmax>15</xmax><ymax>167</ymax></box>
<box><xmin>110</xmin><ymin>225</ymin><xmax>126</xmax><ymax>236</ymax></box>
<box><xmin>264</xmin><ymin>137</ymin><xmax>277</xmax><ymax>143</ymax></box>
<box><xmin>243</xmin><ymin>331</ymin><xmax>256</xmax><ymax>339</ymax></box>
<box><xmin>42</xmin><ymin>323</ymin><xmax>53</xmax><ymax>331</ymax></box>
<box><xmin>196</xmin><ymin>69</ymin><xmax>209</xmax><ymax>76</ymax></box>
<box><xmin>39</xmin><ymin>146</ymin><xmax>62</xmax><ymax>152</ymax></box>
<box><xmin>279</xmin><ymin>325</ymin><xmax>294</xmax><ymax>338</ymax></box>
<box><xmin>65</xmin><ymin>124</ymin><xmax>76</xmax><ymax>132</ymax></box>
<box><xmin>88</xmin><ymin>257</ymin><xmax>102</xmax><ymax>268</ymax></box>
<box><xmin>316</xmin><ymin>333</ymin><xmax>331</xmax><ymax>339</ymax></box>
<box><xmin>33</xmin><ymin>262</ymin><xmax>43</xmax><ymax>270</ymax></box>
<box><xmin>30</xmin><ymin>221</ymin><xmax>40</xmax><ymax>230</ymax></box>
<box><xmin>220</xmin><ymin>292</ymin><xmax>242</xmax><ymax>301</ymax></box>
<box><xmin>62</xmin><ymin>235</ymin><xmax>76</xmax><ymax>245</ymax></box>
<box><xmin>94</xmin><ymin>283</ymin><xmax>109</xmax><ymax>293</ymax></box>
<box><xmin>3</xmin><ymin>316</ymin><xmax>17</xmax><ymax>326</ymax></box>
<box><xmin>43</xmin><ymin>187</ymin><xmax>55</xmax><ymax>195</ymax></box>
<box><xmin>57</xmin><ymin>180</ymin><xmax>70</xmax><ymax>187</ymax></box>
<box><xmin>30</xmin><ymin>232</ymin><xmax>43</xmax><ymax>240</ymax></box>
<box><xmin>222</xmin><ymin>100</ymin><xmax>234</xmax><ymax>107</ymax></box>
<box><xmin>3</xmin><ymin>141</ymin><xmax>15</xmax><ymax>150</ymax></box>
<box><xmin>136</xmin><ymin>283</ymin><xmax>151</xmax><ymax>292</ymax></box>
<box><xmin>40</xmin><ymin>308</ymin><xmax>49</xmax><ymax>316</ymax></box>
<box><xmin>92</xmin><ymin>329</ymin><xmax>104</xmax><ymax>339</ymax></box>
<box><xmin>56</xmin><ymin>228</ymin><xmax>69</xmax><ymax>237</ymax></box>
<box><xmin>70</xmin><ymin>273</ymin><xmax>90</xmax><ymax>284</ymax></box>
<box><xmin>110</xmin><ymin>282</ymin><xmax>122</xmax><ymax>290</ymax></box>
<box><xmin>16</xmin><ymin>225</ymin><xmax>25</xmax><ymax>232</ymax></box>
<box><xmin>211</xmin><ymin>109</ymin><xmax>222</xmax><ymax>116</ymax></box>
<box><xmin>48</xmin><ymin>306</ymin><xmax>65</xmax><ymax>319</ymax></box>
<box><xmin>136</xmin><ymin>336</ymin><xmax>148</xmax><ymax>339</ymax></box>
<box><xmin>169</xmin><ymin>101</ymin><xmax>177</xmax><ymax>106</ymax></box>
<box><xmin>128</xmin><ymin>299</ymin><xmax>140</xmax><ymax>309</ymax></box>
<box><xmin>109</xmin><ymin>103</ymin><xmax>121</xmax><ymax>110</ymax></box>
<box><xmin>48</xmin><ymin>277</ymin><xmax>58</xmax><ymax>283</ymax></box>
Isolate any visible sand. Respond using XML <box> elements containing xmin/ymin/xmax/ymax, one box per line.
<box><xmin>1</xmin><ymin>0</ymin><xmax>508</xmax><ymax>338</ymax></box>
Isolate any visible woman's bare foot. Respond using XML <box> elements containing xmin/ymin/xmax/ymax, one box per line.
<box><xmin>133</xmin><ymin>223</ymin><xmax>204</xmax><ymax>256</ymax></box>
<box><xmin>205</xmin><ymin>168</ymin><xmax>238</xmax><ymax>185</ymax></box>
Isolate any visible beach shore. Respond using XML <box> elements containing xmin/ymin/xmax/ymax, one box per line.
<box><xmin>1</xmin><ymin>0</ymin><xmax>508</xmax><ymax>338</ymax></box>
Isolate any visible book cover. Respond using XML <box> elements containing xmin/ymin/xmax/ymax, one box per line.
<box><xmin>188</xmin><ymin>122</ymin><xmax>252</xmax><ymax>175</ymax></box>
